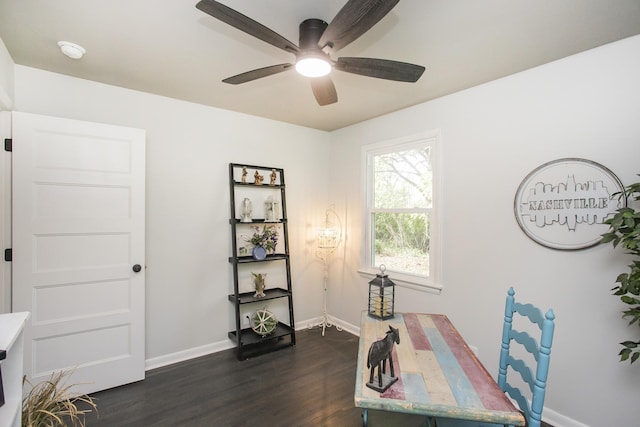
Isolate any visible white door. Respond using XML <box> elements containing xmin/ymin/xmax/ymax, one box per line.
<box><xmin>11</xmin><ymin>112</ymin><xmax>146</xmax><ymax>394</ymax></box>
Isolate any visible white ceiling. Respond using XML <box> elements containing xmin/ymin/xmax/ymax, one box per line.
<box><xmin>1</xmin><ymin>0</ymin><xmax>639</xmax><ymax>131</ymax></box>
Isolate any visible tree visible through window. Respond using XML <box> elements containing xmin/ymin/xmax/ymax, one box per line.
<box><xmin>366</xmin><ymin>139</ymin><xmax>434</xmax><ymax>280</ymax></box>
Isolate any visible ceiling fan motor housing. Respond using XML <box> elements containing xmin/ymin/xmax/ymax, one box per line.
<box><xmin>299</xmin><ymin>18</ymin><xmax>328</xmax><ymax>51</ymax></box>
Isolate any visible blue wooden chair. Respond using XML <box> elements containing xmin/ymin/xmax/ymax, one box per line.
<box><xmin>436</xmin><ymin>287</ymin><xmax>555</xmax><ymax>427</ymax></box>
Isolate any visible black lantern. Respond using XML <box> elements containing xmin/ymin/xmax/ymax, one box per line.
<box><xmin>367</xmin><ymin>265</ymin><xmax>395</xmax><ymax>320</ymax></box>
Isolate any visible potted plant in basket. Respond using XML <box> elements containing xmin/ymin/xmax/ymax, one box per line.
<box><xmin>601</xmin><ymin>175</ymin><xmax>640</xmax><ymax>364</ymax></box>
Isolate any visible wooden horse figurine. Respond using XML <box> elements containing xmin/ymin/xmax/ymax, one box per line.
<box><xmin>366</xmin><ymin>325</ymin><xmax>400</xmax><ymax>392</ymax></box>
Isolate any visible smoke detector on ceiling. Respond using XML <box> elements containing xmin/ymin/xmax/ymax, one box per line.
<box><xmin>57</xmin><ymin>41</ymin><xmax>85</xmax><ymax>59</ymax></box>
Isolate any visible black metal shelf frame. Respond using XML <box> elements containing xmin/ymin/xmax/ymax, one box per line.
<box><xmin>227</xmin><ymin>163</ymin><xmax>296</xmax><ymax>360</ymax></box>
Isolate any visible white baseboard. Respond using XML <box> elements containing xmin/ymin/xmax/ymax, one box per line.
<box><xmin>143</xmin><ymin>316</ymin><xmax>585</xmax><ymax>427</ymax></box>
<box><xmin>145</xmin><ymin>339</ymin><xmax>235</xmax><ymax>371</ymax></box>
<box><xmin>543</xmin><ymin>406</ymin><xmax>590</xmax><ymax>427</ymax></box>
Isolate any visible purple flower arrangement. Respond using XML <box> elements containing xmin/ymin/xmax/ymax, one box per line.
<box><xmin>245</xmin><ymin>225</ymin><xmax>279</xmax><ymax>253</ymax></box>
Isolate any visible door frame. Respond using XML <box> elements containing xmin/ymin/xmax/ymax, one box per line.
<box><xmin>1</xmin><ymin>111</ymin><xmax>11</xmax><ymax>314</ymax></box>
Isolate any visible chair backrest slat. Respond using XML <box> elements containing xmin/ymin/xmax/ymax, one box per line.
<box><xmin>506</xmin><ymin>355</ymin><xmax>535</xmax><ymax>393</ymax></box>
<box><xmin>503</xmin><ymin>382</ymin><xmax>529</xmax><ymax>418</ymax></box>
<box><xmin>510</xmin><ymin>329</ymin><xmax>540</xmax><ymax>361</ymax></box>
<box><xmin>498</xmin><ymin>287</ymin><xmax>555</xmax><ymax>427</ymax></box>
<box><xmin>513</xmin><ymin>301</ymin><xmax>545</xmax><ymax>328</ymax></box>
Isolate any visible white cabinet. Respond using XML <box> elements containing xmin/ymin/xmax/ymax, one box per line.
<box><xmin>0</xmin><ymin>312</ymin><xmax>30</xmax><ymax>427</ymax></box>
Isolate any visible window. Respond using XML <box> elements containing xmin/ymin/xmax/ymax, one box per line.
<box><xmin>362</xmin><ymin>133</ymin><xmax>440</xmax><ymax>290</ymax></box>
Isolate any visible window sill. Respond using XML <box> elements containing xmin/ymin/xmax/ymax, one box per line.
<box><xmin>357</xmin><ymin>268</ymin><xmax>442</xmax><ymax>294</ymax></box>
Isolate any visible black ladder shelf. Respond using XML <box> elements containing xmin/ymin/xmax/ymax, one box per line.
<box><xmin>228</xmin><ymin>163</ymin><xmax>296</xmax><ymax>360</ymax></box>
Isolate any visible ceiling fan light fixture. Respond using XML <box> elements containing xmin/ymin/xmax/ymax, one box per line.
<box><xmin>295</xmin><ymin>56</ymin><xmax>331</xmax><ymax>78</ymax></box>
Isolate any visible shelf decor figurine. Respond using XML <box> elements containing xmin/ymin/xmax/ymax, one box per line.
<box><xmin>264</xmin><ymin>196</ymin><xmax>280</xmax><ymax>222</ymax></box>
<box><xmin>241</xmin><ymin>166</ymin><xmax>248</xmax><ymax>183</ymax></box>
<box><xmin>252</xmin><ymin>272</ymin><xmax>266</xmax><ymax>298</ymax></box>
<box><xmin>269</xmin><ymin>169</ymin><xmax>277</xmax><ymax>186</ymax></box>
<box><xmin>366</xmin><ymin>325</ymin><xmax>400</xmax><ymax>393</ymax></box>
<box><xmin>254</xmin><ymin>170</ymin><xmax>264</xmax><ymax>185</ymax></box>
<box><xmin>240</xmin><ymin>198</ymin><xmax>253</xmax><ymax>223</ymax></box>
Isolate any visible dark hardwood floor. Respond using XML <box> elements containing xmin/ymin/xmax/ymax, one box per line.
<box><xmin>81</xmin><ymin>327</ymin><xmax>551</xmax><ymax>427</ymax></box>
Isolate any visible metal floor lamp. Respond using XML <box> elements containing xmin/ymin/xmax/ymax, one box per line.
<box><xmin>313</xmin><ymin>207</ymin><xmax>342</xmax><ymax>336</ymax></box>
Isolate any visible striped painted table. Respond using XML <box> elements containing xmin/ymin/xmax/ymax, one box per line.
<box><xmin>355</xmin><ymin>312</ymin><xmax>525</xmax><ymax>426</ymax></box>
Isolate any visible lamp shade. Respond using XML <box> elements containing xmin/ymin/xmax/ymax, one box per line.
<box><xmin>318</xmin><ymin>225</ymin><xmax>339</xmax><ymax>249</ymax></box>
<box><xmin>317</xmin><ymin>208</ymin><xmax>341</xmax><ymax>250</ymax></box>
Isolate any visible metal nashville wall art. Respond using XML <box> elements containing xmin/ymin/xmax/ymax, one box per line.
<box><xmin>514</xmin><ymin>158</ymin><xmax>626</xmax><ymax>250</ymax></box>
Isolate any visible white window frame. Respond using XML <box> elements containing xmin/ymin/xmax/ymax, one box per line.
<box><xmin>360</xmin><ymin>131</ymin><xmax>442</xmax><ymax>293</ymax></box>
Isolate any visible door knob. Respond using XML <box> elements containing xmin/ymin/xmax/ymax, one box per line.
<box><xmin>132</xmin><ymin>264</ymin><xmax>142</xmax><ymax>273</ymax></box>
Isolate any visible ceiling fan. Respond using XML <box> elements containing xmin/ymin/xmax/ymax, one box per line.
<box><xmin>195</xmin><ymin>0</ymin><xmax>425</xmax><ymax>106</ymax></box>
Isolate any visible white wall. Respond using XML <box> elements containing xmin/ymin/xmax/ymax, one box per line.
<box><xmin>12</xmin><ymin>65</ymin><xmax>332</xmax><ymax>362</ymax></box>
<box><xmin>329</xmin><ymin>35</ymin><xmax>640</xmax><ymax>427</ymax></box>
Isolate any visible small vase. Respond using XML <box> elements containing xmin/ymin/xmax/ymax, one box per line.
<box><xmin>252</xmin><ymin>246</ymin><xmax>267</xmax><ymax>261</ymax></box>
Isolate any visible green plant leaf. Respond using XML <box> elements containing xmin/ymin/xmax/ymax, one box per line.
<box><xmin>621</xmin><ymin>295</ymin><xmax>640</xmax><ymax>305</ymax></box>
<box><xmin>620</xmin><ymin>348</ymin><xmax>631</xmax><ymax>361</ymax></box>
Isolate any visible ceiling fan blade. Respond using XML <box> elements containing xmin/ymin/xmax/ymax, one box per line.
<box><xmin>335</xmin><ymin>57</ymin><xmax>425</xmax><ymax>82</ymax></box>
<box><xmin>222</xmin><ymin>64</ymin><xmax>294</xmax><ymax>84</ymax></box>
<box><xmin>319</xmin><ymin>0</ymin><xmax>400</xmax><ymax>52</ymax></box>
<box><xmin>196</xmin><ymin>0</ymin><xmax>299</xmax><ymax>54</ymax></box>
<box><xmin>310</xmin><ymin>77</ymin><xmax>338</xmax><ymax>106</ymax></box>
